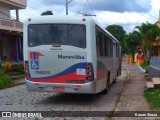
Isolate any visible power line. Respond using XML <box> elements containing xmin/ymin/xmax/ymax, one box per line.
<box><xmin>130</xmin><ymin>0</ymin><xmax>157</xmax><ymax>20</ymax></box>
<box><xmin>125</xmin><ymin>0</ymin><xmax>157</xmax><ymax>22</ymax></box>
<box><xmin>0</xmin><ymin>10</ymin><xmax>14</xmax><ymax>19</ymax></box>
<box><xmin>74</xmin><ymin>0</ymin><xmax>85</xmax><ymax>14</ymax></box>
<box><xmin>79</xmin><ymin>0</ymin><xmax>88</xmax><ymax>15</ymax></box>
<box><xmin>20</xmin><ymin>0</ymin><xmax>37</xmax><ymax>16</ymax></box>
<box><xmin>86</xmin><ymin>0</ymin><xmax>95</xmax><ymax>15</ymax></box>
<box><xmin>107</xmin><ymin>0</ymin><xmax>131</xmax><ymax>22</ymax></box>
<box><xmin>0</xmin><ymin>10</ymin><xmax>25</xmax><ymax>22</ymax></box>
<box><xmin>66</xmin><ymin>0</ymin><xmax>80</xmax><ymax>15</ymax></box>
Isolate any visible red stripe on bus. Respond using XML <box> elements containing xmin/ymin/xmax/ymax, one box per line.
<box><xmin>30</xmin><ymin>52</ymin><xmax>33</xmax><ymax>59</ymax></box>
<box><xmin>32</xmin><ymin>72</ymin><xmax>86</xmax><ymax>83</ymax></box>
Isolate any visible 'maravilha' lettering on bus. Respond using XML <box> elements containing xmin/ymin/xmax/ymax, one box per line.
<box><xmin>58</xmin><ymin>55</ymin><xmax>85</xmax><ymax>59</ymax></box>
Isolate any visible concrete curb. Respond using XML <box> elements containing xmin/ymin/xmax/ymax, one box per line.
<box><xmin>12</xmin><ymin>78</ymin><xmax>25</xmax><ymax>86</ymax></box>
<box><xmin>113</xmin><ymin>64</ymin><xmax>130</xmax><ymax>113</ymax></box>
<box><xmin>123</xmin><ymin>64</ymin><xmax>130</xmax><ymax>80</ymax></box>
<box><xmin>138</xmin><ymin>65</ymin><xmax>146</xmax><ymax>73</ymax></box>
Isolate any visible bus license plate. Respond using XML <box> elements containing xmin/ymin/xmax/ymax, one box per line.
<box><xmin>53</xmin><ymin>87</ymin><xmax>64</xmax><ymax>92</ymax></box>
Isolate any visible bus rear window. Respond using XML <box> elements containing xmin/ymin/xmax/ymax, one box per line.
<box><xmin>28</xmin><ymin>24</ymin><xmax>86</xmax><ymax>48</ymax></box>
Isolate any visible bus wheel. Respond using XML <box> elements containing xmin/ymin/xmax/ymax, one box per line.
<box><xmin>102</xmin><ymin>76</ymin><xmax>109</xmax><ymax>95</ymax></box>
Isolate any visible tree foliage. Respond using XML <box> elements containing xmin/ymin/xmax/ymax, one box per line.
<box><xmin>106</xmin><ymin>25</ymin><xmax>126</xmax><ymax>42</ymax></box>
<box><xmin>136</xmin><ymin>22</ymin><xmax>160</xmax><ymax>59</ymax></box>
<box><xmin>41</xmin><ymin>10</ymin><xmax>53</xmax><ymax>15</ymax></box>
<box><xmin>106</xmin><ymin>25</ymin><xmax>126</xmax><ymax>53</ymax></box>
<box><xmin>123</xmin><ymin>31</ymin><xmax>142</xmax><ymax>56</ymax></box>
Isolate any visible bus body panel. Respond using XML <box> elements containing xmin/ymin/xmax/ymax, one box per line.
<box><xmin>28</xmin><ymin>51</ymin><xmax>87</xmax><ymax>83</ymax></box>
<box><xmin>23</xmin><ymin>16</ymin><xmax>122</xmax><ymax>94</ymax></box>
<box><xmin>25</xmin><ymin>80</ymin><xmax>96</xmax><ymax>94</ymax></box>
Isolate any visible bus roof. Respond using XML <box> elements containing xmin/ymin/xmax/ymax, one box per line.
<box><xmin>24</xmin><ymin>15</ymin><xmax>95</xmax><ymax>24</ymax></box>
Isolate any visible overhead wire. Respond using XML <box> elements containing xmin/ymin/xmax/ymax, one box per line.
<box><xmin>82</xmin><ymin>0</ymin><xmax>91</xmax><ymax>15</ymax></box>
<box><xmin>74</xmin><ymin>0</ymin><xmax>85</xmax><ymax>14</ymax></box>
<box><xmin>0</xmin><ymin>10</ymin><xmax>14</xmax><ymax>19</ymax></box>
<box><xmin>79</xmin><ymin>0</ymin><xmax>88</xmax><ymax>15</ymax></box>
<box><xmin>107</xmin><ymin>0</ymin><xmax>131</xmax><ymax>22</ymax></box>
<box><xmin>88</xmin><ymin>0</ymin><xmax>116</xmax><ymax>24</ymax></box>
<box><xmin>125</xmin><ymin>0</ymin><xmax>157</xmax><ymax>22</ymax></box>
<box><xmin>0</xmin><ymin>9</ymin><xmax>25</xmax><ymax>22</ymax></box>
<box><xmin>129</xmin><ymin>0</ymin><xmax>157</xmax><ymax>21</ymax></box>
<box><xmin>86</xmin><ymin>0</ymin><xmax>95</xmax><ymax>15</ymax></box>
<box><xmin>62</xmin><ymin>0</ymin><xmax>78</xmax><ymax>15</ymax></box>
<box><xmin>20</xmin><ymin>0</ymin><xmax>37</xmax><ymax>16</ymax></box>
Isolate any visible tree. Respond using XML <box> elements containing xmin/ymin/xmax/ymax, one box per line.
<box><xmin>136</xmin><ymin>22</ymin><xmax>160</xmax><ymax>60</ymax></box>
<box><xmin>41</xmin><ymin>10</ymin><xmax>53</xmax><ymax>15</ymax></box>
<box><xmin>106</xmin><ymin>25</ymin><xmax>126</xmax><ymax>42</ymax></box>
<box><xmin>123</xmin><ymin>31</ymin><xmax>142</xmax><ymax>57</ymax></box>
<box><xmin>106</xmin><ymin>25</ymin><xmax>126</xmax><ymax>53</ymax></box>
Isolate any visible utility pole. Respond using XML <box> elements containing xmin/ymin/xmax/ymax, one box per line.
<box><xmin>66</xmin><ymin>0</ymin><xmax>73</xmax><ymax>15</ymax></box>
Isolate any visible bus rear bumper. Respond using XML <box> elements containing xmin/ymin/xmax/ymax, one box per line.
<box><xmin>25</xmin><ymin>79</ymin><xmax>96</xmax><ymax>94</ymax></box>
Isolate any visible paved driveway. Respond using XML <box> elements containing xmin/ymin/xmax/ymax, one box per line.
<box><xmin>0</xmin><ymin>69</ymin><xmax>127</xmax><ymax>120</ymax></box>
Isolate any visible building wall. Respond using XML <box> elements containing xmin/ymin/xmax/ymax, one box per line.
<box><xmin>0</xmin><ymin>0</ymin><xmax>27</xmax><ymax>9</ymax></box>
<box><xmin>9</xmin><ymin>0</ymin><xmax>27</xmax><ymax>8</ymax></box>
<box><xmin>0</xmin><ymin>2</ymin><xmax>10</xmax><ymax>19</ymax></box>
<box><xmin>0</xmin><ymin>0</ymin><xmax>26</xmax><ymax>62</ymax></box>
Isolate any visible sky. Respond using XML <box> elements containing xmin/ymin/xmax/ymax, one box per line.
<box><xmin>11</xmin><ymin>0</ymin><xmax>160</xmax><ymax>33</ymax></box>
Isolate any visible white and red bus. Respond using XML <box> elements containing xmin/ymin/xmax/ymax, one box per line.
<box><xmin>23</xmin><ymin>15</ymin><xmax>122</xmax><ymax>94</ymax></box>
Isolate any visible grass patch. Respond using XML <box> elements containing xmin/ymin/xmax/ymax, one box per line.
<box><xmin>140</xmin><ymin>60</ymin><xmax>150</xmax><ymax>71</ymax></box>
<box><xmin>0</xmin><ymin>68</ymin><xmax>13</xmax><ymax>89</ymax></box>
<box><xmin>144</xmin><ymin>88</ymin><xmax>160</xmax><ymax>110</ymax></box>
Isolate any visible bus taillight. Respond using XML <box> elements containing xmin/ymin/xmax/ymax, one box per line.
<box><xmin>87</xmin><ymin>76</ymin><xmax>92</xmax><ymax>81</ymax></box>
<box><xmin>86</xmin><ymin>63</ymin><xmax>94</xmax><ymax>81</ymax></box>
<box><xmin>25</xmin><ymin>65</ymin><xmax>29</xmax><ymax>69</ymax></box>
<box><xmin>25</xmin><ymin>61</ymin><xmax>31</xmax><ymax>80</ymax></box>
<box><xmin>26</xmin><ymin>74</ymin><xmax>31</xmax><ymax>79</ymax></box>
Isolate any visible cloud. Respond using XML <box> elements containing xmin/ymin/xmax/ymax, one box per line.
<box><xmin>42</xmin><ymin>0</ymin><xmax>152</xmax><ymax>13</ymax></box>
<box><xmin>16</xmin><ymin>0</ymin><xmax>157</xmax><ymax>34</ymax></box>
<box><xmin>96</xmin><ymin>11</ymin><xmax>147</xmax><ymax>25</ymax></box>
<box><xmin>42</xmin><ymin>0</ymin><xmax>65</xmax><ymax>6</ymax></box>
<box><xmin>95</xmin><ymin>11</ymin><xmax>148</xmax><ymax>33</ymax></box>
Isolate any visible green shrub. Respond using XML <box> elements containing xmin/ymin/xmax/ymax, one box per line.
<box><xmin>12</xmin><ymin>64</ymin><xmax>24</xmax><ymax>72</ymax></box>
<box><xmin>0</xmin><ymin>69</ymin><xmax>13</xmax><ymax>89</ymax></box>
<box><xmin>144</xmin><ymin>88</ymin><xmax>160</xmax><ymax>110</ymax></box>
<box><xmin>3</xmin><ymin>62</ymin><xmax>12</xmax><ymax>73</ymax></box>
<box><xmin>140</xmin><ymin>60</ymin><xmax>150</xmax><ymax>71</ymax></box>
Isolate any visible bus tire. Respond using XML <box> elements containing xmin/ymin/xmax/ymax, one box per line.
<box><xmin>102</xmin><ymin>74</ymin><xmax>110</xmax><ymax>95</ymax></box>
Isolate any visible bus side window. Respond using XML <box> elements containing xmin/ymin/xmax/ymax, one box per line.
<box><xmin>110</xmin><ymin>39</ymin><xmax>113</xmax><ymax>57</ymax></box>
<box><xmin>99</xmin><ymin>32</ymin><xmax>103</xmax><ymax>56</ymax></box>
<box><xmin>101</xmin><ymin>34</ymin><xmax>105</xmax><ymax>57</ymax></box>
<box><xmin>96</xmin><ymin>28</ymin><xmax>100</xmax><ymax>57</ymax></box>
<box><xmin>107</xmin><ymin>36</ymin><xmax>111</xmax><ymax>57</ymax></box>
<box><xmin>104</xmin><ymin>35</ymin><xmax>107</xmax><ymax>57</ymax></box>
<box><xmin>116</xmin><ymin>44</ymin><xmax>119</xmax><ymax>57</ymax></box>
